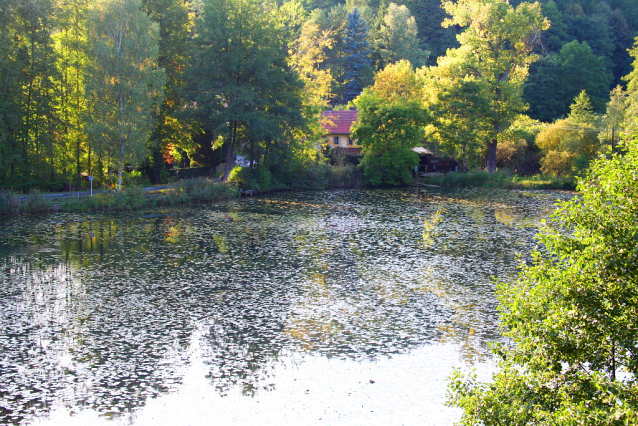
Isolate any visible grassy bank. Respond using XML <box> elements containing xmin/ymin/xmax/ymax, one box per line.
<box><xmin>418</xmin><ymin>170</ymin><xmax>576</xmax><ymax>190</ymax></box>
<box><xmin>228</xmin><ymin>163</ymin><xmax>365</xmax><ymax>192</ymax></box>
<box><xmin>0</xmin><ymin>179</ymin><xmax>240</xmax><ymax>216</ymax></box>
<box><xmin>1</xmin><ymin>168</ymin><xmax>575</xmax><ymax>216</ymax></box>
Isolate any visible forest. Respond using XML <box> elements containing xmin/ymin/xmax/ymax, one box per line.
<box><xmin>1</xmin><ymin>0</ymin><xmax>638</xmax><ymax>191</ymax></box>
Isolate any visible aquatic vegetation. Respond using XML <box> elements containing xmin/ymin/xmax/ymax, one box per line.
<box><xmin>0</xmin><ymin>188</ymin><xmax>573</xmax><ymax>424</ymax></box>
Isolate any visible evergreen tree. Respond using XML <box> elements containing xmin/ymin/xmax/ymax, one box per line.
<box><xmin>568</xmin><ymin>90</ymin><xmax>597</xmax><ymax>125</ymax></box>
<box><xmin>343</xmin><ymin>7</ymin><xmax>372</xmax><ymax>103</ymax></box>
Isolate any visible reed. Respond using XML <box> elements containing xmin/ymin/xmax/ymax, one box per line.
<box><xmin>420</xmin><ymin>170</ymin><xmax>576</xmax><ymax>190</ymax></box>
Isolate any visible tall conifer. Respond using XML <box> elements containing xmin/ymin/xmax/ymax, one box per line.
<box><xmin>343</xmin><ymin>7</ymin><xmax>371</xmax><ymax>103</ymax></box>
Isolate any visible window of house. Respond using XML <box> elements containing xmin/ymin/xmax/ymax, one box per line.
<box><xmin>334</xmin><ymin>136</ymin><xmax>339</xmax><ymax>145</ymax></box>
<box><xmin>348</xmin><ymin>137</ymin><xmax>353</xmax><ymax>145</ymax></box>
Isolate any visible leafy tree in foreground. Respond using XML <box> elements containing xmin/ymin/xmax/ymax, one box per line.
<box><xmin>448</xmin><ymin>134</ymin><xmax>638</xmax><ymax>424</ymax></box>
<box><xmin>625</xmin><ymin>36</ymin><xmax>638</xmax><ymax>130</ymax></box>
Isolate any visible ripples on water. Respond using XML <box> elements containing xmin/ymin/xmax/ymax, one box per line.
<box><xmin>0</xmin><ymin>188</ymin><xmax>575</xmax><ymax>425</ymax></box>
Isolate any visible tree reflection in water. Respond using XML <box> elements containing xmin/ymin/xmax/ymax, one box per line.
<box><xmin>0</xmin><ymin>188</ymin><xmax>575</xmax><ymax>424</ymax></box>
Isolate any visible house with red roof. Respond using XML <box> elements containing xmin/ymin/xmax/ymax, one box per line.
<box><xmin>321</xmin><ymin>110</ymin><xmax>362</xmax><ymax>155</ymax></box>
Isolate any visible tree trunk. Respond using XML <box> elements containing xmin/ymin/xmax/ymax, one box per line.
<box><xmin>118</xmin><ymin>90</ymin><xmax>125</xmax><ymax>190</ymax></box>
<box><xmin>486</xmin><ymin>120</ymin><xmax>501</xmax><ymax>173</ymax></box>
<box><xmin>222</xmin><ymin>121</ymin><xmax>237</xmax><ymax>181</ymax></box>
<box><xmin>463</xmin><ymin>144</ymin><xmax>468</xmax><ymax>172</ymax></box>
<box><xmin>486</xmin><ymin>140</ymin><xmax>497</xmax><ymax>173</ymax></box>
<box><xmin>77</xmin><ymin>134</ymin><xmax>81</xmax><ymax>189</ymax></box>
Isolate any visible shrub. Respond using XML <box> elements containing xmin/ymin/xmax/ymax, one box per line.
<box><xmin>0</xmin><ymin>190</ymin><xmax>52</xmax><ymax>215</ymax></box>
<box><xmin>420</xmin><ymin>170</ymin><xmax>576</xmax><ymax>190</ymax></box>
<box><xmin>166</xmin><ymin>178</ymin><xmax>238</xmax><ymax>203</ymax></box>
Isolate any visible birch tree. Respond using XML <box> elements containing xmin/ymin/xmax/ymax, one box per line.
<box><xmin>85</xmin><ymin>0</ymin><xmax>165</xmax><ymax>188</ymax></box>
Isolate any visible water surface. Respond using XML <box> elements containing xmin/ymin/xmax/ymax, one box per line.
<box><xmin>0</xmin><ymin>188</ymin><xmax>575</xmax><ymax>425</ymax></box>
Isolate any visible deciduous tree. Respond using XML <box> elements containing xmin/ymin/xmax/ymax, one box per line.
<box><xmin>375</xmin><ymin>3</ymin><xmax>428</xmax><ymax>68</ymax></box>
<box><xmin>189</xmin><ymin>0</ymin><xmax>303</xmax><ymax>180</ymax></box>
<box><xmin>353</xmin><ymin>62</ymin><xmax>429</xmax><ymax>186</ymax></box>
<box><xmin>85</xmin><ymin>0</ymin><xmax>166</xmax><ymax>188</ymax></box>
<box><xmin>448</xmin><ymin>132</ymin><xmax>638</xmax><ymax>425</ymax></box>
<box><xmin>436</xmin><ymin>0</ymin><xmax>549</xmax><ymax>172</ymax></box>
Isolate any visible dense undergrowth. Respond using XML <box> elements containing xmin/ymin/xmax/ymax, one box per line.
<box><xmin>227</xmin><ymin>163</ymin><xmax>364</xmax><ymax>192</ymax></box>
<box><xmin>0</xmin><ymin>179</ymin><xmax>240</xmax><ymax>216</ymax></box>
<box><xmin>1</xmin><ymin>167</ymin><xmax>576</xmax><ymax>216</ymax></box>
<box><xmin>419</xmin><ymin>170</ymin><xmax>576</xmax><ymax>190</ymax></box>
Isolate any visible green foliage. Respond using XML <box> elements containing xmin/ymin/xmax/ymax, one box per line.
<box><xmin>432</xmin><ymin>0</ymin><xmax>549</xmax><ymax>172</ymax></box>
<box><xmin>557</xmin><ymin>41</ymin><xmax>611</xmax><ymax>114</ymax></box>
<box><xmin>424</xmin><ymin>75</ymin><xmax>491</xmax><ymax>171</ymax></box>
<box><xmin>375</xmin><ymin>3</ymin><xmax>428</xmax><ymax>68</ymax></box>
<box><xmin>141</xmin><ymin>0</ymin><xmax>195</xmax><ymax>182</ymax></box>
<box><xmin>343</xmin><ymin>7</ymin><xmax>372</xmax><ymax>102</ymax></box>
<box><xmin>420</xmin><ymin>169</ymin><xmax>576</xmax><ymax>190</ymax></box>
<box><xmin>1</xmin><ymin>0</ymin><xmax>637</xmax><ymax>192</ymax></box>
<box><xmin>85</xmin><ymin>0</ymin><xmax>166</xmax><ymax>188</ymax></box>
<box><xmin>189</xmin><ymin>0</ymin><xmax>304</xmax><ymax>181</ymax></box>
<box><xmin>227</xmin><ymin>162</ymin><xmax>363</xmax><ymax>192</ymax></box>
<box><xmin>0</xmin><ymin>0</ymin><xmax>59</xmax><ymax>185</ymax></box>
<box><xmin>536</xmin><ymin>92</ymin><xmax>601</xmax><ymax>176</ymax></box>
<box><xmin>227</xmin><ymin>165</ymin><xmax>276</xmax><ymax>193</ymax></box>
<box><xmin>353</xmin><ymin>90</ymin><xmax>428</xmax><ymax>186</ymax></box>
<box><xmin>60</xmin><ymin>180</ymin><xmax>238</xmax><ymax>212</ymax></box>
<box><xmin>496</xmin><ymin>115</ymin><xmax>542</xmax><ymax>174</ymax></box>
<box><xmin>525</xmin><ymin>41</ymin><xmax>612</xmax><ymax>122</ymax></box>
<box><xmin>599</xmin><ymin>85</ymin><xmax>627</xmax><ymax>151</ymax></box>
<box><xmin>0</xmin><ymin>191</ymin><xmax>53</xmax><ymax>215</ymax></box>
<box><xmin>625</xmin><ymin>37</ymin><xmax>638</xmax><ymax>130</ymax></box>
<box><xmin>569</xmin><ymin>90</ymin><xmax>598</xmax><ymax>125</ymax></box>
<box><xmin>166</xmin><ymin>178</ymin><xmax>239</xmax><ymax>203</ymax></box>
<box><xmin>448</xmin><ymin>134</ymin><xmax>638</xmax><ymax>425</ymax></box>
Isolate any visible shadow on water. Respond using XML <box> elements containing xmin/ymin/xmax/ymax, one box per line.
<box><xmin>0</xmin><ymin>188</ymin><xmax>576</xmax><ymax>424</ymax></box>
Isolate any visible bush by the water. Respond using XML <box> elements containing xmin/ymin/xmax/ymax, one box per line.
<box><xmin>421</xmin><ymin>170</ymin><xmax>576</xmax><ymax>190</ymax></box>
<box><xmin>61</xmin><ymin>187</ymin><xmax>148</xmax><ymax>212</ymax></box>
<box><xmin>161</xmin><ymin>178</ymin><xmax>238</xmax><ymax>204</ymax></box>
<box><xmin>0</xmin><ymin>190</ymin><xmax>52</xmax><ymax>215</ymax></box>
<box><xmin>228</xmin><ymin>163</ymin><xmax>364</xmax><ymax>192</ymax></box>
<box><xmin>60</xmin><ymin>180</ymin><xmax>238</xmax><ymax>213</ymax></box>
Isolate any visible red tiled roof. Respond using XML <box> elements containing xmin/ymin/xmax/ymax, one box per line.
<box><xmin>322</xmin><ymin>110</ymin><xmax>358</xmax><ymax>134</ymax></box>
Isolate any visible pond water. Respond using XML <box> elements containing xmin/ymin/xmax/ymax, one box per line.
<box><xmin>0</xmin><ymin>188</ymin><xmax>575</xmax><ymax>425</ymax></box>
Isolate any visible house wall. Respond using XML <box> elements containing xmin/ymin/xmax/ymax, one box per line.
<box><xmin>326</xmin><ymin>134</ymin><xmax>362</xmax><ymax>148</ymax></box>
